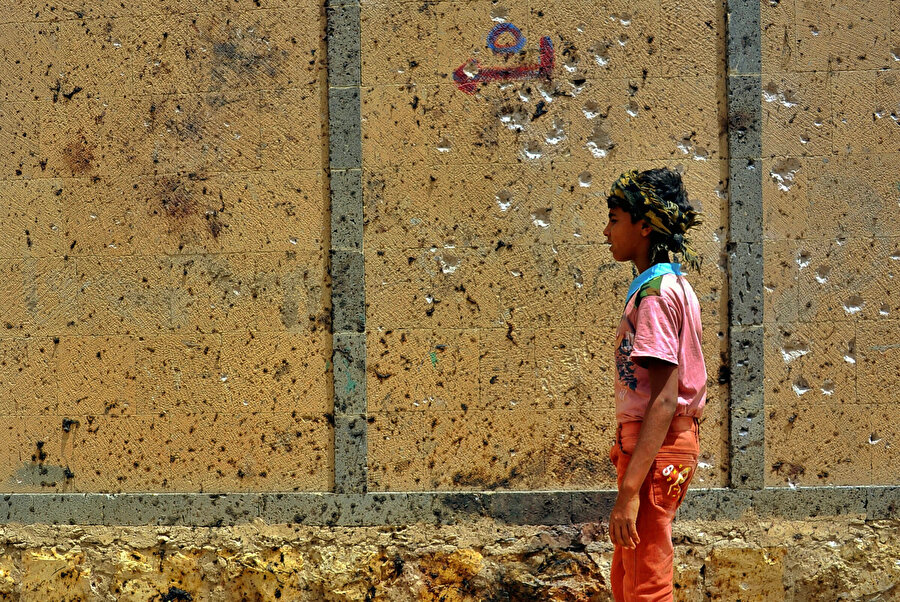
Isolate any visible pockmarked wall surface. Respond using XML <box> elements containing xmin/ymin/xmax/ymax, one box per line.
<box><xmin>0</xmin><ymin>0</ymin><xmax>896</xmax><ymax>503</ymax></box>
<box><xmin>760</xmin><ymin>0</ymin><xmax>900</xmax><ymax>486</ymax></box>
<box><xmin>361</xmin><ymin>0</ymin><xmax>731</xmax><ymax>491</ymax></box>
<box><xmin>0</xmin><ymin>1</ymin><xmax>333</xmax><ymax>493</ymax></box>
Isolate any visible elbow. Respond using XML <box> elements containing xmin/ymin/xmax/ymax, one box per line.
<box><xmin>654</xmin><ymin>395</ymin><xmax>679</xmax><ymax>414</ymax></box>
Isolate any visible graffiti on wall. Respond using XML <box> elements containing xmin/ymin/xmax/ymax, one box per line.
<box><xmin>453</xmin><ymin>23</ymin><xmax>554</xmax><ymax>94</ymax></box>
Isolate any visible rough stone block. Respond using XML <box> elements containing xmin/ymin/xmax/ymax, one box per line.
<box><xmin>220</xmin><ymin>545</ymin><xmax>308</xmax><ymax>600</ymax></box>
<box><xmin>113</xmin><ymin>547</ymin><xmax>208</xmax><ymax>601</ymax></box>
<box><xmin>329</xmin><ymin>87</ymin><xmax>362</xmax><ymax>170</ymax></box>
<box><xmin>763</xmin><ymin>321</ymin><xmax>857</xmax><ymax>415</ymax></box>
<box><xmin>729</xmin><ymin>241</ymin><xmax>763</xmax><ymax>326</ymax></box>
<box><xmin>423</xmin><ymin>408</ymin><xmax>617</xmax><ymax>491</ymax></box>
<box><xmin>866</xmin><ymin>486</ymin><xmax>900</xmax><ymax>519</ymax></box>
<box><xmin>755</xmin><ymin>487</ymin><xmax>867</xmax><ymax>519</ymax></box>
<box><xmin>796</xmin><ymin>237</ymin><xmax>885</xmax><ymax>323</ymax></box>
<box><xmin>729</xmin><ymin>158</ymin><xmax>763</xmax><ymax>243</ymax></box>
<box><xmin>21</xmin><ymin>547</ymin><xmax>92</xmax><ymax>600</ymax></box>
<box><xmin>331</xmin><ymin>249</ymin><xmax>365</xmax><ymax>333</ymax></box>
<box><xmin>726</xmin><ymin>0</ymin><xmax>761</xmax><ymax>74</ymax></box>
<box><xmin>0</xmin><ymin>23</ymin><xmax>56</xmax><ymax>103</ymax></box>
<box><xmin>367</xmin><ymin>328</ymin><xmax>477</xmax><ymax>413</ymax></box>
<box><xmin>327</xmin><ymin>4</ymin><xmax>361</xmax><ymax>87</ymax></box>
<box><xmin>367</xmin><ymin>411</ymin><xmax>428</xmax><ymax>492</ymax></box>
<box><xmin>57</xmin><ymin>335</ymin><xmax>137</xmax><ymax>416</ymax></box>
<box><xmin>430</xmin><ymin>492</ymin><xmax>490</xmax><ymax>525</ymax></box>
<box><xmin>765</xmin><ymin>402</ymin><xmax>873</xmax><ymax>487</ymax></box>
<box><xmin>331</xmin><ymin>168</ymin><xmax>363</xmax><ymax>251</ymax></box>
<box><xmin>0</xmin><ymin>101</ymin><xmax>41</xmax><ymax>179</ymax></box>
<box><xmin>221</xmin><ymin>330</ymin><xmax>331</xmax><ymax>415</ymax></box>
<box><xmin>705</xmin><ymin>545</ymin><xmax>786</xmax><ymax>601</ymax></box>
<box><xmin>335</xmin><ymin>414</ymin><xmax>367</xmax><ymax>494</ymax></box>
<box><xmin>7</xmin><ymin>494</ymin><xmax>98</xmax><ymax>525</ymax></box>
<box><xmin>631</xmin><ymin>76</ymin><xmax>720</xmax><ymax>163</ymax></box>
<box><xmin>490</xmin><ymin>491</ymin><xmax>574</xmax><ymax>525</ymax></box>
<box><xmin>0</xmin><ymin>338</ymin><xmax>56</xmax><ymax>416</ymax></box>
<box><xmin>727</xmin><ymin>76</ymin><xmax>762</xmax><ymax>159</ymax></box>
<box><xmin>762</xmin><ymin>241</ymin><xmax>800</xmax><ymax>324</ymax></box>
<box><xmin>333</xmin><ymin>331</ymin><xmax>366</xmax><ymax>415</ymax></box>
<box><xmin>761</xmin><ymin>73</ymin><xmax>832</xmax><ymax>158</ymax></box>
<box><xmin>259</xmin><ymin>88</ymin><xmax>325</xmax><ymax>172</ymax></box>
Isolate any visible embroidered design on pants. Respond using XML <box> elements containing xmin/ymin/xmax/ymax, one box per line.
<box><xmin>662</xmin><ymin>464</ymin><xmax>691</xmax><ymax>498</ymax></box>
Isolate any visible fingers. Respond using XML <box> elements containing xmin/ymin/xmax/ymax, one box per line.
<box><xmin>608</xmin><ymin>519</ymin><xmax>638</xmax><ymax>549</ymax></box>
<box><xmin>627</xmin><ymin>520</ymin><xmax>640</xmax><ymax>547</ymax></box>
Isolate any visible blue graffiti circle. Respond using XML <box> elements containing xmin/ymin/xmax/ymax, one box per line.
<box><xmin>486</xmin><ymin>23</ymin><xmax>526</xmax><ymax>54</ymax></box>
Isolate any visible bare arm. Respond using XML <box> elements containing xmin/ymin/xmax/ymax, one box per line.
<box><xmin>608</xmin><ymin>358</ymin><xmax>679</xmax><ymax>549</ymax></box>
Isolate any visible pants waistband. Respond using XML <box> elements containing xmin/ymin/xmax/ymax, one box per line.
<box><xmin>618</xmin><ymin>416</ymin><xmax>698</xmax><ymax>438</ymax></box>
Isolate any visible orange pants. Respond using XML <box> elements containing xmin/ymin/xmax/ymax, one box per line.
<box><xmin>609</xmin><ymin>417</ymin><xmax>699</xmax><ymax>602</ymax></box>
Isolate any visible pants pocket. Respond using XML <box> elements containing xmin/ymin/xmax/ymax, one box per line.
<box><xmin>651</xmin><ymin>453</ymin><xmax>697</xmax><ymax>513</ymax></box>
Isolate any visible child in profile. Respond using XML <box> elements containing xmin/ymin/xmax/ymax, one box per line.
<box><xmin>602</xmin><ymin>168</ymin><xmax>706</xmax><ymax>601</ymax></box>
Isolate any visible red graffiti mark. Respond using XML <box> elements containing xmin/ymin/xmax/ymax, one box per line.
<box><xmin>453</xmin><ymin>36</ymin><xmax>554</xmax><ymax>95</ymax></box>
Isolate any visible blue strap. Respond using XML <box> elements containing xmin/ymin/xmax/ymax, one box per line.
<box><xmin>625</xmin><ymin>263</ymin><xmax>682</xmax><ymax>308</ymax></box>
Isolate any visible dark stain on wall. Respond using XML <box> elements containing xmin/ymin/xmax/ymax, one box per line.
<box><xmin>150</xmin><ymin>174</ymin><xmax>229</xmax><ymax>240</ymax></box>
<box><xmin>61</xmin><ymin>135</ymin><xmax>94</xmax><ymax>174</ymax></box>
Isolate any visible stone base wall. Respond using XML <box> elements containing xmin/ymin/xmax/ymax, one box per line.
<box><xmin>0</xmin><ymin>515</ymin><xmax>897</xmax><ymax>601</ymax></box>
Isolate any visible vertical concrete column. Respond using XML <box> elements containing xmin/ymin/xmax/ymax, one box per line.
<box><xmin>326</xmin><ymin>1</ymin><xmax>367</xmax><ymax>494</ymax></box>
<box><xmin>725</xmin><ymin>0</ymin><xmax>765</xmax><ymax>489</ymax></box>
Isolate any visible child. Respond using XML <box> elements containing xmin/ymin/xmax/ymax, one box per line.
<box><xmin>602</xmin><ymin>168</ymin><xmax>707</xmax><ymax>601</ymax></box>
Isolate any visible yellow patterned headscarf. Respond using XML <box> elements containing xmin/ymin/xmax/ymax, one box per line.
<box><xmin>609</xmin><ymin>170</ymin><xmax>702</xmax><ymax>271</ymax></box>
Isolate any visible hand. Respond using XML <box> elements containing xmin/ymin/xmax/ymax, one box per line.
<box><xmin>609</xmin><ymin>491</ymin><xmax>641</xmax><ymax>549</ymax></box>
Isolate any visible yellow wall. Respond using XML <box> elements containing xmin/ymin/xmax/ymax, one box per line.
<box><xmin>0</xmin><ymin>0</ymin><xmax>897</xmax><ymax>495</ymax></box>
<box><xmin>0</xmin><ymin>2</ymin><xmax>333</xmax><ymax>493</ymax></box>
<box><xmin>761</xmin><ymin>0</ymin><xmax>900</xmax><ymax>486</ymax></box>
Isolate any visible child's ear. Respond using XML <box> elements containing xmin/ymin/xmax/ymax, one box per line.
<box><xmin>640</xmin><ymin>220</ymin><xmax>653</xmax><ymax>238</ymax></box>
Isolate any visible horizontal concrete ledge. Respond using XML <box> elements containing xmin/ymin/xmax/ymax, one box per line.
<box><xmin>0</xmin><ymin>487</ymin><xmax>896</xmax><ymax>527</ymax></box>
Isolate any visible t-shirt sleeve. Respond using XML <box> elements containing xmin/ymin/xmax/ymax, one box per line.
<box><xmin>630</xmin><ymin>294</ymin><xmax>680</xmax><ymax>366</ymax></box>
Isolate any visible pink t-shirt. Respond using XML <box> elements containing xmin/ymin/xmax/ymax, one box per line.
<box><xmin>614</xmin><ymin>271</ymin><xmax>706</xmax><ymax>423</ymax></box>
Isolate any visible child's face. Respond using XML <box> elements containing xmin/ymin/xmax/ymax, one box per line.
<box><xmin>603</xmin><ymin>206</ymin><xmax>650</xmax><ymax>263</ymax></box>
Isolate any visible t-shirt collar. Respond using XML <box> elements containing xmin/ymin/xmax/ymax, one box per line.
<box><xmin>625</xmin><ymin>262</ymin><xmax>682</xmax><ymax>308</ymax></box>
